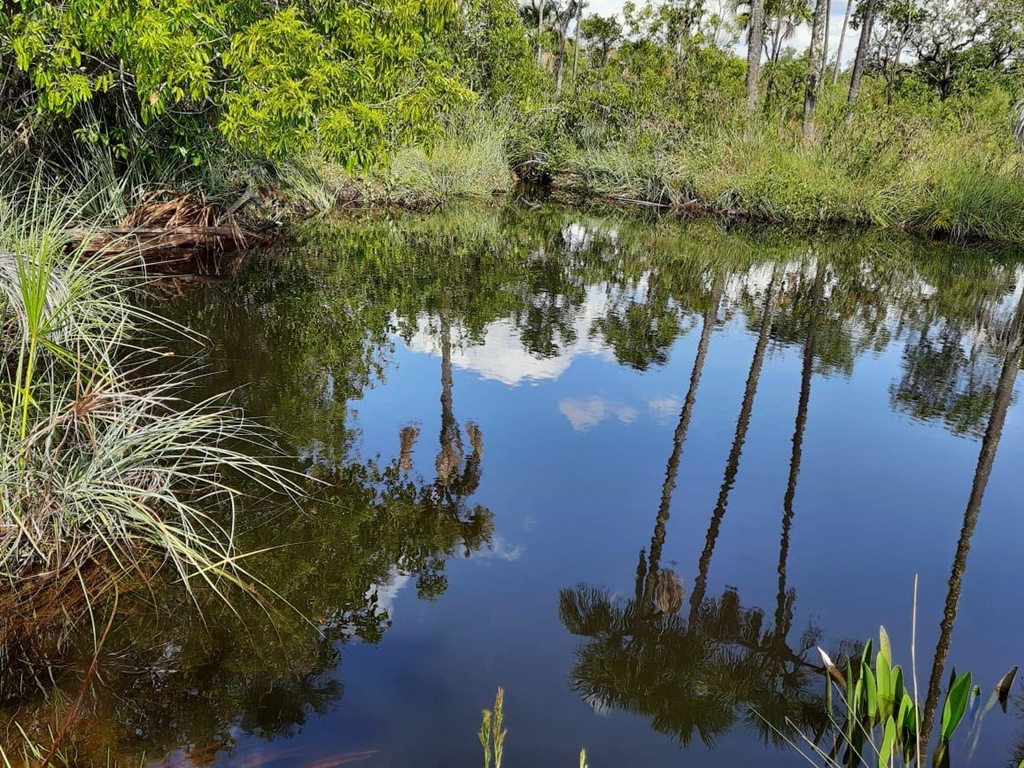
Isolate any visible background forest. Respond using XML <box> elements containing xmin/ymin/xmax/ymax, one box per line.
<box><xmin>1</xmin><ymin>0</ymin><xmax>1023</xmax><ymax>241</ymax></box>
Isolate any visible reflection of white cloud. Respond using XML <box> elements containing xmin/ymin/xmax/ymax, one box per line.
<box><xmin>399</xmin><ymin>287</ymin><xmax>616</xmax><ymax>386</ymax></box>
<box><xmin>559</xmin><ymin>396</ymin><xmax>638</xmax><ymax>432</ymax></box>
<box><xmin>475</xmin><ymin>534</ymin><xmax>524</xmax><ymax>563</ymax></box>
<box><xmin>365</xmin><ymin>571</ymin><xmax>412</xmax><ymax>621</ymax></box>
<box><xmin>647</xmin><ymin>396</ymin><xmax>682</xmax><ymax>423</ymax></box>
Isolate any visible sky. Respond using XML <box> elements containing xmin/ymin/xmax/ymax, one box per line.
<box><xmin>581</xmin><ymin>0</ymin><xmax>860</xmax><ymax>65</ymax></box>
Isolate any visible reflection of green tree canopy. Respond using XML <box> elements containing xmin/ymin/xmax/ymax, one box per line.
<box><xmin>559</xmin><ymin>583</ymin><xmax>825</xmax><ymax>747</ymax></box>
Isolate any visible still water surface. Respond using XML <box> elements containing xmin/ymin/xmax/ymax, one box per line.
<box><xmin>13</xmin><ymin>206</ymin><xmax>1024</xmax><ymax>767</ymax></box>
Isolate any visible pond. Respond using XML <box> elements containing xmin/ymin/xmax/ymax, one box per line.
<box><xmin>6</xmin><ymin>205</ymin><xmax>1024</xmax><ymax>767</ymax></box>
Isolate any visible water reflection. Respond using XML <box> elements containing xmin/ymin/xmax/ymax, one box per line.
<box><xmin>1</xmin><ymin>207</ymin><xmax>1022</xmax><ymax>766</ymax></box>
<box><xmin>559</xmin><ymin>264</ymin><xmax>830</xmax><ymax>749</ymax></box>
<box><xmin>921</xmin><ymin>283</ymin><xmax>1024</xmax><ymax>753</ymax></box>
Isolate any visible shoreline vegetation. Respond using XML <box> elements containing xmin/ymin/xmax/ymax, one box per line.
<box><xmin>0</xmin><ymin>0</ymin><xmax>1021</xmax><ymax>251</ymax></box>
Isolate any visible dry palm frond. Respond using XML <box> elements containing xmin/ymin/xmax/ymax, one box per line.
<box><xmin>74</xmin><ymin>190</ymin><xmax>266</xmax><ymax>276</ymax></box>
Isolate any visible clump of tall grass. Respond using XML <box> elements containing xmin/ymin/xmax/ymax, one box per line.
<box><xmin>556</xmin><ymin>144</ymin><xmax>693</xmax><ymax>205</ymax></box>
<box><xmin>382</xmin><ymin>106</ymin><xmax>513</xmax><ymax>204</ymax></box>
<box><xmin>0</xmin><ymin>193</ymin><xmax>297</xmax><ymax>598</ymax></box>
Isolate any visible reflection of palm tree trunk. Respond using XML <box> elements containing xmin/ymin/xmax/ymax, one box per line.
<box><xmin>690</xmin><ymin>270</ymin><xmax>779</xmax><ymax>621</ymax></box>
<box><xmin>640</xmin><ymin>276</ymin><xmax>725</xmax><ymax>608</ymax></box>
<box><xmin>921</xmin><ymin>288</ymin><xmax>1024</xmax><ymax>752</ymax></box>
<box><xmin>436</xmin><ymin>314</ymin><xmax>463</xmax><ymax>488</ymax></box>
<box><xmin>773</xmin><ymin>270</ymin><xmax>823</xmax><ymax>645</ymax></box>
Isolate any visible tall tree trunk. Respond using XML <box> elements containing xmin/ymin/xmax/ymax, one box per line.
<box><xmin>821</xmin><ymin>0</ymin><xmax>832</xmax><ymax>71</ymax></box>
<box><xmin>765</xmin><ymin>21</ymin><xmax>784</xmax><ymax>102</ymax></box>
<box><xmin>689</xmin><ymin>271</ymin><xmax>778</xmax><ymax>622</ymax></box>
<box><xmin>536</xmin><ymin>0</ymin><xmax>545</xmax><ymax>66</ymax></box>
<box><xmin>745</xmin><ymin>0</ymin><xmax>768</xmax><ymax>111</ymax></box>
<box><xmin>921</xmin><ymin>287</ymin><xmax>1024</xmax><ymax>756</ymax></box>
<box><xmin>773</xmin><ymin>267</ymin><xmax>822</xmax><ymax>649</ymax></box>
<box><xmin>802</xmin><ymin>0</ymin><xmax>829</xmax><ymax>136</ymax></box>
<box><xmin>555</xmin><ymin>27</ymin><xmax>567</xmax><ymax>93</ymax></box>
<box><xmin>847</xmin><ymin>0</ymin><xmax>878</xmax><ymax>108</ymax></box>
<box><xmin>641</xmin><ymin>277</ymin><xmax>724</xmax><ymax>608</ymax></box>
<box><xmin>572</xmin><ymin>2</ymin><xmax>582</xmax><ymax>82</ymax></box>
<box><xmin>832</xmin><ymin>0</ymin><xmax>852</xmax><ymax>84</ymax></box>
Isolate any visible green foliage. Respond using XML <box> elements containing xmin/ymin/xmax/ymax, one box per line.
<box><xmin>452</xmin><ymin>0</ymin><xmax>543</xmax><ymax>103</ymax></box>
<box><xmin>813</xmin><ymin>628</ymin><xmax>1017</xmax><ymax>768</ymax></box>
<box><xmin>3</xmin><ymin>0</ymin><xmax>471</xmax><ymax>163</ymax></box>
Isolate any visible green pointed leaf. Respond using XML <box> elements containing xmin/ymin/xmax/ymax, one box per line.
<box><xmin>893</xmin><ymin>666</ymin><xmax>905</xmax><ymax>709</ymax></box>
<box><xmin>865</xmin><ymin>666</ymin><xmax>878</xmax><ymax>722</ymax></box>
<box><xmin>879</xmin><ymin>716</ymin><xmax>897</xmax><ymax>768</ymax></box>
<box><xmin>877</xmin><ymin>650</ymin><xmax>893</xmax><ymax>720</ymax></box>
<box><xmin>941</xmin><ymin>672</ymin><xmax>973</xmax><ymax>741</ymax></box>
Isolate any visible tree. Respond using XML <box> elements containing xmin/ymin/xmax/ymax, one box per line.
<box><xmin>801</xmin><ymin>0</ymin><xmax>830</xmax><ymax>134</ymax></box>
<box><xmin>4</xmin><ymin>0</ymin><xmax>472</xmax><ymax>163</ymax></box>
<box><xmin>454</xmin><ymin>0</ymin><xmax>542</xmax><ymax>103</ymax></box>
<box><xmin>579</xmin><ymin>14</ymin><xmax>623</xmax><ymax>67</ymax></box>
<box><xmin>847</xmin><ymin>0</ymin><xmax>881</xmax><ymax>106</ymax></box>
<box><xmin>832</xmin><ymin>0</ymin><xmax>854</xmax><ymax>83</ymax></box>
<box><xmin>745</xmin><ymin>0</ymin><xmax>769</xmax><ymax>110</ymax></box>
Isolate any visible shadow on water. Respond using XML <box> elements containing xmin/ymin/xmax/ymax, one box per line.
<box><xmin>1</xmin><ymin>205</ymin><xmax>1023</xmax><ymax>765</ymax></box>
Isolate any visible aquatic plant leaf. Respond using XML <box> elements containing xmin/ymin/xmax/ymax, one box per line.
<box><xmin>865</xmin><ymin>666</ymin><xmax>878</xmax><ymax>722</ymax></box>
<box><xmin>879</xmin><ymin>716</ymin><xmax>896</xmax><ymax>768</ymax></box>
<box><xmin>876</xmin><ymin>648</ymin><xmax>892</xmax><ymax>720</ymax></box>
<box><xmin>996</xmin><ymin>665</ymin><xmax>1018</xmax><ymax>713</ymax></box>
<box><xmin>878</xmin><ymin>626</ymin><xmax>892</xmax><ymax>669</ymax></box>
<box><xmin>941</xmin><ymin>672</ymin><xmax>972</xmax><ymax>742</ymax></box>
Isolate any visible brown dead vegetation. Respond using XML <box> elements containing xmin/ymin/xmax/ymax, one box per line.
<box><xmin>71</xmin><ymin>191</ymin><xmax>270</xmax><ymax>276</ymax></box>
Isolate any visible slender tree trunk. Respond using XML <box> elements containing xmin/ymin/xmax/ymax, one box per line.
<box><xmin>821</xmin><ymin>0</ymin><xmax>832</xmax><ymax>71</ymax></box>
<box><xmin>745</xmin><ymin>0</ymin><xmax>768</xmax><ymax>111</ymax></box>
<box><xmin>832</xmin><ymin>0</ymin><xmax>852</xmax><ymax>84</ymax></box>
<box><xmin>641</xmin><ymin>277</ymin><xmax>724</xmax><ymax>607</ymax></box>
<box><xmin>689</xmin><ymin>271</ymin><xmax>778</xmax><ymax>622</ymax></box>
<box><xmin>802</xmin><ymin>0</ymin><xmax>829</xmax><ymax>136</ymax></box>
<box><xmin>765</xmin><ymin>22</ymin><xmax>784</xmax><ymax>102</ymax></box>
<box><xmin>847</xmin><ymin>0</ymin><xmax>878</xmax><ymax>108</ymax></box>
<box><xmin>536</xmin><ymin>0</ymin><xmax>545</xmax><ymax>66</ymax></box>
<box><xmin>572</xmin><ymin>2</ymin><xmax>582</xmax><ymax>82</ymax></box>
<box><xmin>921</xmin><ymin>288</ymin><xmax>1024</xmax><ymax>756</ymax></box>
<box><xmin>556</xmin><ymin>25</ymin><xmax>568</xmax><ymax>93</ymax></box>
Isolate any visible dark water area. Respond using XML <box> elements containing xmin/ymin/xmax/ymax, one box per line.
<box><xmin>7</xmin><ymin>206</ymin><xmax>1024</xmax><ymax>767</ymax></box>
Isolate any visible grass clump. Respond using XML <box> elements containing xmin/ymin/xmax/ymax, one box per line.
<box><xmin>382</xmin><ymin>107</ymin><xmax>513</xmax><ymax>205</ymax></box>
<box><xmin>0</xmin><ymin>194</ymin><xmax>296</xmax><ymax>597</ymax></box>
